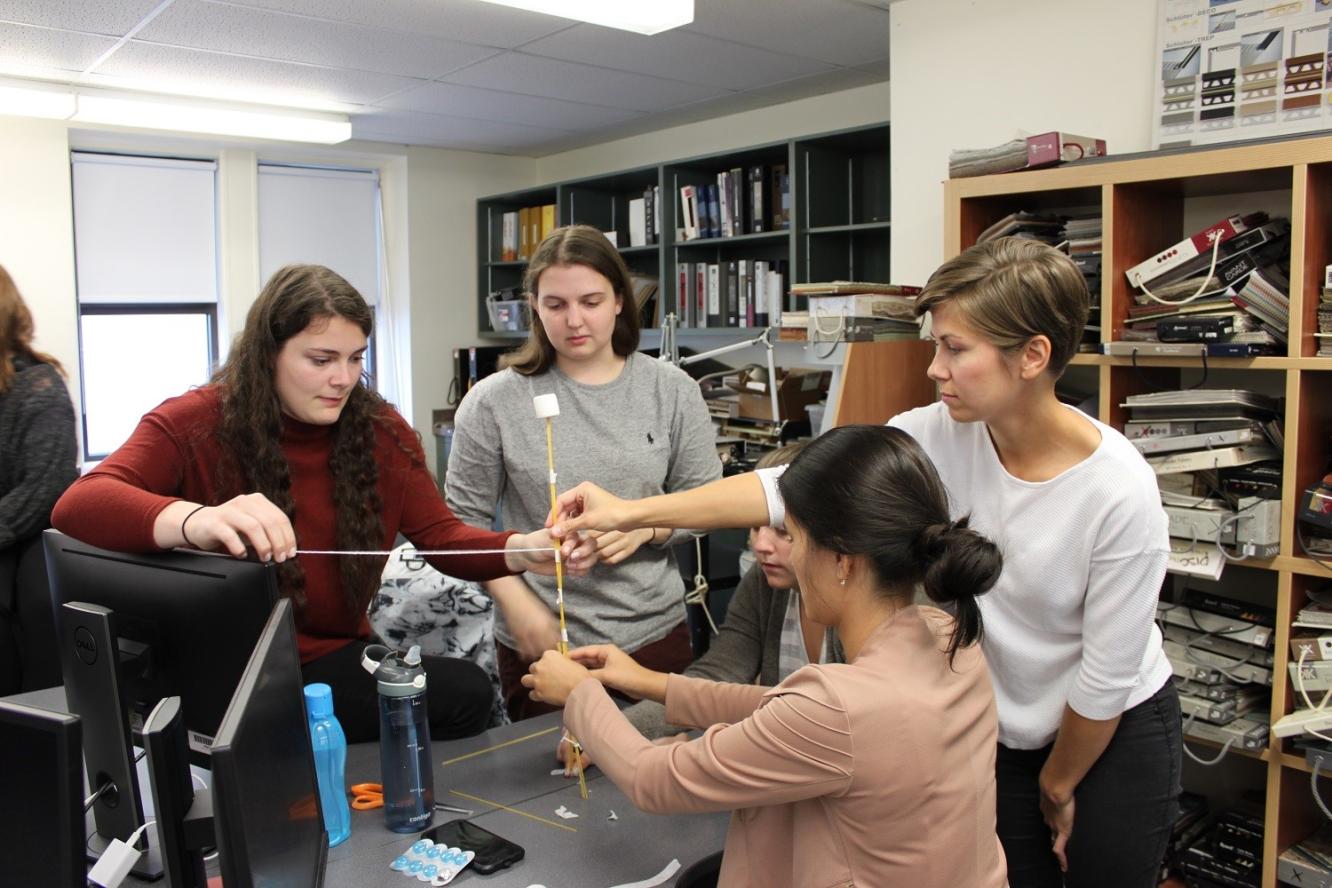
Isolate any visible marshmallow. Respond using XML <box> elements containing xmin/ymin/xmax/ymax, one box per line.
<box><xmin>533</xmin><ymin>393</ymin><xmax>561</xmax><ymax>418</ymax></box>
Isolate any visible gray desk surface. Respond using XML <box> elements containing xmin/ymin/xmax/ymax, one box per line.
<box><xmin>5</xmin><ymin>688</ymin><xmax>727</xmax><ymax>888</ymax></box>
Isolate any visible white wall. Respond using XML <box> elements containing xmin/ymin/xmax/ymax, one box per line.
<box><xmin>889</xmin><ymin>0</ymin><xmax>1159</xmax><ymax>284</ymax></box>
<box><xmin>403</xmin><ymin>146</ymin><xmax>536</xmax><ymax>465</ymax></box>
<box><xmin>0</xmin><ymin>115</ymin><xmax>537</xmax><ymax>468</ymax></box>
<box><xmin>535</xmin><ymin>80</ymin><xmax>890</xmax><ymax>183</ymax></box>
<box><xmin>0</xmin><ymin>116</ymin><xmax>81</xmax><ymax>439</ymax></box>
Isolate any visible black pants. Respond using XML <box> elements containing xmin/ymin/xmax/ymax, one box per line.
<box><xmin>996</xmin><ymin>681</ymin><xmax>1182</xmax><ymax>888</ymax></box>
<box><xmin>301</xmin><ymin>641</ymin><xmax>494</xmax><ymax>744</ymax></box>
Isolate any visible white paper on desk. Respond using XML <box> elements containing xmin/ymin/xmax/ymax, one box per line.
<box><xmin>1167</xmin><ymin>539</ymin><xmax>1225</xmax><ymax>581</ymax></box>
<box><xmin>606</xmin><ymin>858</ymin><xmax>681</xmax><ymax>888</ymax></box>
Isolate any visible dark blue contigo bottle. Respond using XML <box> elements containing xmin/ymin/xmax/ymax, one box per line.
<box><xmin>362</xmin><ymin>644</ymin><xmax>435</xmax><ymax>833</ymax></box>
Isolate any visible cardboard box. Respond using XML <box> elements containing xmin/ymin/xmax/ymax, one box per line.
<box><xmin>1025</xmin><ymin>131</ymin><xmax>1107</xmax><ymax>167</ymax></box>
<box><xmin>730</xmin><ymin>368</ymin><xmax>829</xmax><ymax>422</ymax></box>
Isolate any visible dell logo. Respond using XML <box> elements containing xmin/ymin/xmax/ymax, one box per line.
<box><xmin>74</xmin><ymin>627</ymin><xmax>98</xmax><ymax>666</ymax></box>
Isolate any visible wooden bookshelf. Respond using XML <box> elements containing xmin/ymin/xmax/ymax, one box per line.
<box><xmin>475</xmin><ymin>123</ymin><xmax>890</xmax><ymax>340</ymax></box>
<box><xmin>945</xmin><ymin>134</ymin><xmax>1332</xmax><ymax>888</ymax></box>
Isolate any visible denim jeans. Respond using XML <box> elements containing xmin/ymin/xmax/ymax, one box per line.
<box><xmin>996</xmin><ymin>681</ymin><xmax>1183</xmax><ymax>888</ymax></box>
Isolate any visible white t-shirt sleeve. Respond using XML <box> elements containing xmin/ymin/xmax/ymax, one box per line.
<box><xmin>1066</xmin><ymin>477</ymin><xmax>1171</xmax><ymax>720</ymax></box>
<box><xmin>755</xmin><ymin>465</ymin><xmax>788</xmax><ymax>528</ymax></box>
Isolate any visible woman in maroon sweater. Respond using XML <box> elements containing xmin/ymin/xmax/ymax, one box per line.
<box><xmin>52</xmin><ymin>264</ymin><xmax>588</xmax><ymax>740</ymax></box>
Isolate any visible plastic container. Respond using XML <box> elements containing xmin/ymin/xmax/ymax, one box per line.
<box><xmin>364</xmin><ymin>644</ymin><xmax>436</xmax><ymax>833</ymax></box>
<box><xmin>486</xmin><ymin>294</ymin><xmax>529</xmax><ymax>333</ymax></box>
<box><xmin>303</xmin><ymin>683</ymin><xmax>351</xmax><ymax>847</ymax></box>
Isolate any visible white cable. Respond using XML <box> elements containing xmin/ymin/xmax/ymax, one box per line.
<box><xmin>296</xmin><ymin>547</ymin><xmax>552</xmax><ymax>556</ymax></box>
<box><xmin>1136</xmin><ymin>233</ymin><xmax>1225</xmax><ymax>306</ymax></box>
<box><xmin>1181</xmin><ymin>712</ymin><xmax>1235</xmax><ymax>765</ymax></box>
<box><xmin>1312</xmin><ymin>757</ymin><xmax>1332</xmax><ymax>821</ymax></box>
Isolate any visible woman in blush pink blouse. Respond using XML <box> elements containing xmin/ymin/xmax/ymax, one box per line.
<box><xmin>525</xmin><ymin>425</ymin><xmax>1007</xmax><ymax>888</ymax></box>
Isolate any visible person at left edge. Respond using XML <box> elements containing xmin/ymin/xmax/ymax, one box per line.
<box><xmin>51</xmin><ymin>264</ymin><xmax>595</xmax><ymax>742</ymax></box>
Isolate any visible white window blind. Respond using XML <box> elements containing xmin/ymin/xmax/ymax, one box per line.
<box><xmin>258</xmin><ymin>164</ymin><xmax>380</xmax><ymax>304</ymax></box>
<box><xmin>71</xmin><ymin>152</ymin><xmax>219</xmax><ymax>304</ymax></box>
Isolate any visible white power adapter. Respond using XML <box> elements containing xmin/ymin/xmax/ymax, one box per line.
<box><xmin>87</xmin><ymin>822</ymin><xmax>154</xmax><ymax>888</ymax></box>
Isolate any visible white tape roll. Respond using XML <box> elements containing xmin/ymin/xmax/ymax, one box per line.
<box><xmin>533</xmin><ymin>393</ymin><xmax>561</xmax><ymax>418</ymax></box>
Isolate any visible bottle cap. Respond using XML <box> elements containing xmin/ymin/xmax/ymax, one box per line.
<box><xmin>304</xmin><ymin>682</ymin><xmax>334</xmax><ymax>719</ymax></box>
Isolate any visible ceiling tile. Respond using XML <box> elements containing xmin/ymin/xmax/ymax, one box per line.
<box><xmin>0</xmin><ymin>0</ymin><xmax>165</xmax><ymax>36</ymax></box>
<box><xmin>377</xmin><ymin>81</ymin><xmax>644</xmax><ymax>130</ymax></box>
<box><xmin>442</xmin><ymin>52</ymin><xmax>730</xmax><ymax>112</ymax></box>
<box><xmin>135</xmin><ymin>0</ymin><xmax>499</xmax><ymax>80</ymax></box>
<box><xmin>685</xmin><ymin>0</ymin><xmax>889</xmax><ymax>67</ymax></box>
<box><xmin>0</xmin><ymin>22</ymin><xmax>119</xmax><ymax>75</ymax></box>
<box><xmin>88</xmin><ymin>41</ymin><xmax>420</xmax><ymax>108</ymax></box>
<box><xmin>208</xmin><ymin>0</ymin><xmax>572</xmax><ymax>48</ymax></box>
<box><xmin>352</xmin><ymin>108</ymin><xmax>571</xmax><ymax>152</ymax></box>
<box><xmin>520</xmin><ymin>24</ymin><xmax>835</xmax><ymax>91</ymax></box>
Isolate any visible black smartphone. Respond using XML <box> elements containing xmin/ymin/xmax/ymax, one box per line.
<box><xmin>421</xmin><ymin>819</ymin><xmax>525</xmax><ymax>875</ymax></box>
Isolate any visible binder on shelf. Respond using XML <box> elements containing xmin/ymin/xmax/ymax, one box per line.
<box><xmin>771</xmin><ymin>163</ymin><xmax>789</xmax><ymax>229</ymax></box>
<box><xmin>695</xmin><ymin>264</ymin><xmax>707</xmax><ymax>328</ymax></box>
<box><xmin>628</xmin><ymin>197</ymin><xmax>647</xmax><ymax>247</ymax></box>
<box><xmin>707</xmin><ymin>264</ymin><xmax>721</xmax><ymax>327</ymax></box>
<box><xmin>678</xmin><ymin>263</ymin><xmax>694</xmax><ymax>328</ymax></box>
<box><xmin>726</xmin><ymin>260</ymin><xmax>740</xmax><ymax>327</ymax></box>
<box><xmin>540</xmin><ymin>204</ymin><xmax>555</xmax><ymax>242</ymax></box>
<box><xmin>729</xmin><ymin>166</ymin><xmax>751</xmax><ymax>234</ymax></box>
<box><xmin>738</xmin><ymin>260</ymin><xmax>750</xmax><ymax>328</ymax></box>
<box><xmin>500</xmin><ymin>211</ymin><xmax>518</xmax><ymax>262</ymax></box>
<box><xmin>643</xmin><ymin>187</ymin><xmax>656</xmax><ymax>245</ymax></box>
<box><xmin>680</xmin><ymin>185</ymin><xmax>699</xmax><ymax>241</ymax></box>
<box><xmin>707</xmin><ymin>184</ymin><xmax>722</xmax><ymax>239</ymax></box>
<box><xmin>717</xmin><ymin>171</ymin><xmax>733</xmax><ymax>238</ymax></box>
<box><xmin>749</xmin><ymin>165</ymin><xmax>766</xmax><ymax>233</ymax></box>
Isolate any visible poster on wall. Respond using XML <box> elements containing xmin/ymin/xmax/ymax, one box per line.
<box><xmin>1154</xmin><ymin>0</ymin><xmax>1332</xmax><ymax>148</ymax></box>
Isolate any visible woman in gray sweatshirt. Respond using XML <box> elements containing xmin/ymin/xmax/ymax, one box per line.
<box><xmin>447</xmin><ymin>225</ymin><xmax>722</xmax><ymax>722</ymax></box>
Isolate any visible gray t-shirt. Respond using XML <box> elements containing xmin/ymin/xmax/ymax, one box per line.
<box><xmin>447</xmin><ymin>353</ymin><xmax>722</xmax><ymax>652</ymax></box>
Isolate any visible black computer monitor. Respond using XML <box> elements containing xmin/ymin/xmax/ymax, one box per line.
<box><xmin>44</xmin><ymin>529</ymin><xmax>279</xmax><ymax>752</ymax></box>
<box><xmin>0</xmin><ymin>700</ymin><xmax>84</xmax><ymax>888</ymax></box>
<box><xmin>44</xmin><ymin>529</ymin><xmax>278</xmax><ymax>871</ymax></box>
<box><xmin>211</xmin><ymin>597</ymin><xmax>327</xmax><ymax>888</ymax></box>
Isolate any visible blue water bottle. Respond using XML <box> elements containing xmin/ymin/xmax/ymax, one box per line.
<box><xmin>303</xmin><ymin>682</ymin><xmax>352</xmax><ymax>847</ymax></box>
<box><xmin>363</xmin><ymin>644</ymin><xmax>435</xmax><ymax>833</ymax></box>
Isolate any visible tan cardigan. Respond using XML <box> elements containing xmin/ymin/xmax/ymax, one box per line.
<box><xmin>565</xmin><ymin>605</ymin><xmax>1006</xmax><ymax>888</ymax></box>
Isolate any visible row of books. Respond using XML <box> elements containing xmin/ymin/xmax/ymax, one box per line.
<box><xmin>1320</xmin><ymin>282</ymin><xmax>1332</xmax><ymax>357</ymax></box>
<box><xmin>626</xmin><ymin>186</ymin><xmax>662</xmax><ymax>247</ymax></box>
<box><xmin>498</xmin><ymin>204</ymin><xmax>556</xmax><ymax>262</ymax></box>
<box><xmin>679</xmin><ymin>164</ymin><xmax>789</xmax><ymax>241</ymax></box>
<box><xmin>1125</xmin><ymin>389</ymin><xmax>1284</xmax><ymax>579</ymax></box>
<box><xmin>674</xmin><ymin>260</ymin><xmax>787</xmax><ymax>329</ymax></box>
<box><xmin>1110</xmin><ymin>213</ymin><xmax>1291</xmax><ymax>356</ymax></box>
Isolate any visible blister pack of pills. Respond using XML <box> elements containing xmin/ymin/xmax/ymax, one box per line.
<box><xmin>389</xmin><ymin>838</ymin><xmax>476</xmax><ymax>886</ymax></box>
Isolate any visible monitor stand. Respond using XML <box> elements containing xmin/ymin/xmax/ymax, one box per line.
<box><xmin>60</xmin><ymin>602</ymin><xmax>165</xmax><ymax>881</ymax></box>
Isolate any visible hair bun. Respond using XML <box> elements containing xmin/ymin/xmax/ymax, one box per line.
<box><xmin>914</xmin><ymin>520</ymin><xmax>953</xmax><ymax>564</ymax></box>
<box><xmin>920</xmin><ymin>516</ymin><xmax>1001</xmax><ymax>606</ymax></box>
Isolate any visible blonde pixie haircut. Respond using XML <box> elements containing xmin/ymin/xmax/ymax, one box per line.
<box><xmin>915</xmin><ymin>237</ymin><xmax>1090</xmax><ymax>380</ymax></box>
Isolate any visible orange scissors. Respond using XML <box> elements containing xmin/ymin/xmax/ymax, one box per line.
<box><xmin>350</xmin><ymin>782</ymin><xmax>386</xmax><ymax>810</ymax></box>
<box><xmin>348</xmin><ymin>782</ymin><xmax>473</xmax><ymax>816</ymax></box>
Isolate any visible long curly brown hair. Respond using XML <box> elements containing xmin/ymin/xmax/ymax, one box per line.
<box><xmin>0</xmin><ymin>264</ymin><xmax>65</xmax><ymax>394</ymax></box>
<box><xmin>212</xmin><ymin>264</ymin><xmax>406</xmax><ymax>616</ymax></box>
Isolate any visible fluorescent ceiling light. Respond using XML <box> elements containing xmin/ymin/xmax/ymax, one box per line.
<box><xmin>73</xmin><ymin>94</ymin><xmax>352</xmax><ymax>144</ymax></box>
<box><xmin>0</xmin><ymin>84</ymin><xmax>76</xmax><ymax>119</ymax></box>
<box><xmin>474</xmin><ymin>0</ymin><xmax>692</xmax><ymax>35</ymax></box>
